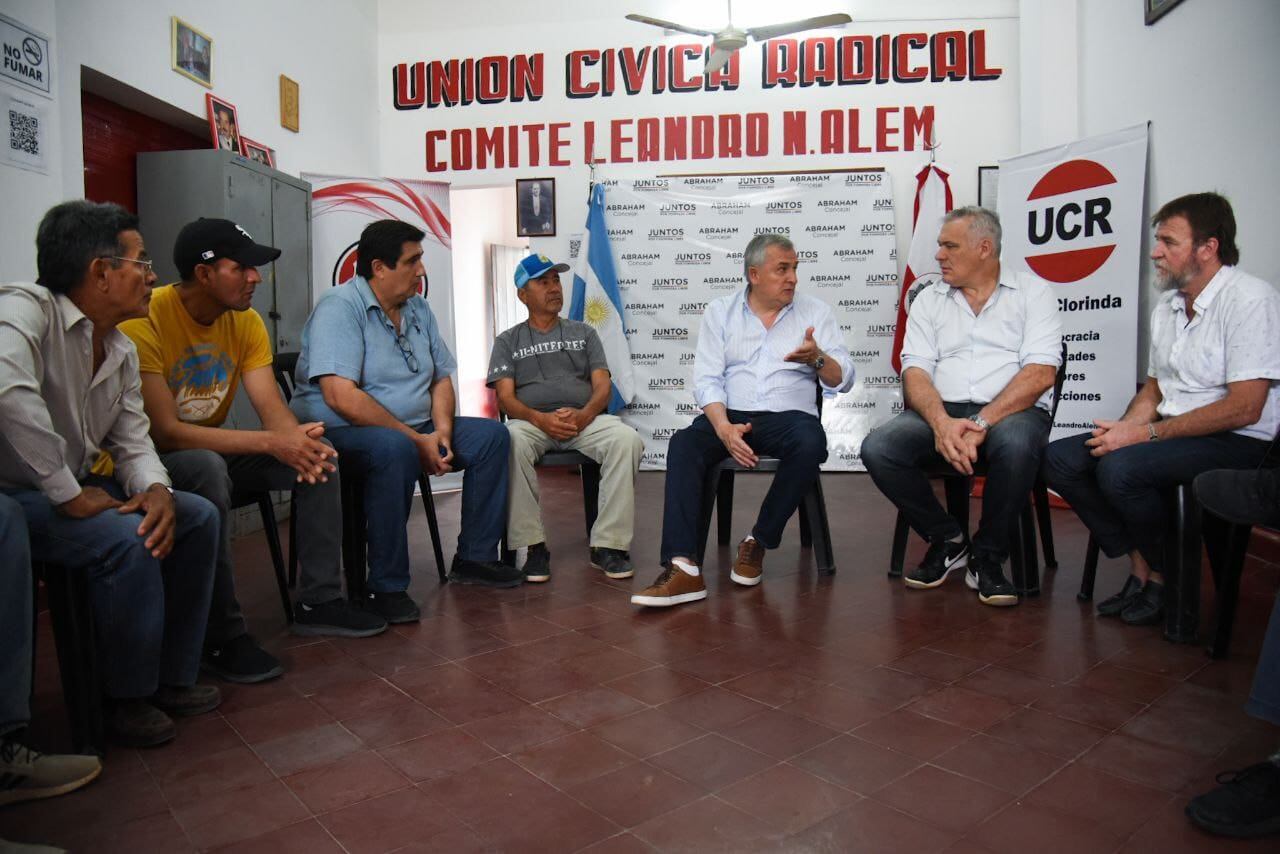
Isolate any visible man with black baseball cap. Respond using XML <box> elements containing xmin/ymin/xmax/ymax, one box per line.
<box><xmin>115</xmin><ymin>217</ymin><xmax>387</xmax><ymax>684</ymax></box>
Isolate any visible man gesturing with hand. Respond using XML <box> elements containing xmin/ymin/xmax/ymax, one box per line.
<box><xmin>118</xmin><ymin>219</ymin><xmax>386</xmax><ymax>686</ymax></box>
<box><xmin>633</xmin><ymin>233</ymin><xmax>854</xmax><ymax>608</ymax></box>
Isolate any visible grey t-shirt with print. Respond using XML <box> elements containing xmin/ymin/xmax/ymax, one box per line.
<box><xmin>487</xmin><ymin>319</ymin><xmax>609</xmax><ymax>411</ymax></box>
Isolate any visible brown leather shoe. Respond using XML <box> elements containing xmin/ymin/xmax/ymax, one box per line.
<box><xmin>631</xmin><ymin>564</ymin><xmax>707</xmax><ymax>607</ymax></box>
<box><xmin>731</xmin><ymin>537</ymin><xmax>765</xmax><ymax>586</ymax></box>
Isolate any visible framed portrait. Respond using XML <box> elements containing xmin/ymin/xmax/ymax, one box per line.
<box><xmin>171</xmin><ymin>17</ymin><xmax>212</xmax><ymax>88</ymax></box>
<box><xmin>1145</xmin><ymin>0</ymin><xmax>1186</xmax><ymax>25</ymax></box>
<box><xmin>280</xmin><ymin>75</ymin><xmax>299</xmax><ymax>133</ymax></box>
<box><xmin>205</xmin><ymin>93</ymin><xmax>243</xmax><ymax>155</ymax></box>
<box><xmin>242</xmin><ymin>138</ymin><xmax>275</xmax><ymax>168</ymax></box>
<box><xmin>516</xmin><ymin>177</ymin><xmax>555</xmax><ymax>237</ymax></box>
<box><xmin>977</xmin><ymin>165</ymin><xmax>999</xmax><ymax>211</ymax></box>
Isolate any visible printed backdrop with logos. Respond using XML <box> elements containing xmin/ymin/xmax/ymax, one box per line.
<box><xmin>577</xmin><ymin>172</ymin><xmax>900</xmax><ymax>472</ymax></box>
<box><xmin>996</xmin><ymin>124</ymin><xmax>1148</xmax><ymax>441</ymax></box>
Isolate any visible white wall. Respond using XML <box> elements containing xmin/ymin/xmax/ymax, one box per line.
<box><xmin>0</xmin><ymin>0</ymin><xmax>380</xmax><ymax>282</ymax></box>
<box><xmin>1067</xmin><ymin>0</ymin><xmax>1280</xmax><ymax>376</ymax></box>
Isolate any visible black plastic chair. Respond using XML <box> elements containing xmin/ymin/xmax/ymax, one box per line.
<box><xmin>693</xmin><ymin>385</ymin><xmax>836</xmax><ymax>575</ymax></box>
<box><xmin>231</xmin><ymin>489</ymin><xmax>294</xmax><ymax>624</ymax></box>
<box><xmin>34</xmin><ymin>562</ymin><xmax>103</xmax><ymax>755</ymax></box>
<box><xmin>273</xmin><ymin>353</ymin><xmax>447</xmax><ymax>599</ymax></box>
<box><xmin>886</xmin><ymin>344</ymin><xmax>1069</xmax><ymax>596</ymax></box>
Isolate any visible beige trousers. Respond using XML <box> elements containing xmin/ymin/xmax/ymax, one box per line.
<box><xmin>505</xmin><ymin>414</ymin><xmax>644</xmax><ymax>551</ymax></box>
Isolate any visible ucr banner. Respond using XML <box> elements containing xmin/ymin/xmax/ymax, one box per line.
<box><xmin>996</xmin><ymin>123</ymin><xmax>1148</xmax><ymax>440</ymax></box>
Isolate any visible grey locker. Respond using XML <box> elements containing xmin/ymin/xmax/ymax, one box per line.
<box><xmin>136</xmin><ymin>149</ymin><xmax>313</xmax><ymax>430</ymax></box>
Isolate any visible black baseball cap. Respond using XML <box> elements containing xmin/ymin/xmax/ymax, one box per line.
<box><xmin>174</xmin><ymin>218</ymin><xmax>282</xmax><ymax>278</ymax></box>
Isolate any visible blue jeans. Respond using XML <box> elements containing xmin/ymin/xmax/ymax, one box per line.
<box><xmin>1043</xmin><ymin>430</ymin><xmax>1271</xmax><ymax>572</ymax></box>
<box><xmin>660</xmin><ymin>410</ymin><xmax>827</xmax><ymax>563</ymax></box>
<box><xmin>861</xmin><ymin>403</ymin><xmax>1052</xmax><ymax>564</ymax></box>
<box><xmin>1247</xmin><ymin>591</ymin><xmax>1280</xmax><ymax>727</ymax></box>
<box><xmin>4</xmin><ymin>477</ymin><xmax>220</xmax><ymax>699</ymax></box>
<box><xmin>326</xmin><ymin>417</ymin><xmax>509</xmax><ymax>592</ymax></box>
<box><xmin>1</xmin><ymin>494</ymin><xmax>32</xmax><ymax>736</ymax></box>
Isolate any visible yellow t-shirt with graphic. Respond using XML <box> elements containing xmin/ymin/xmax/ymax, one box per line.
<box><xmin>122</xmin><ymin>283</ymin><xmax>274</xmax><ymax>427</ymax></box>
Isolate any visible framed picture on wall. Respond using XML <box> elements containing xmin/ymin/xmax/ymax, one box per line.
<box><xmin>1145</xmin><ymin>0</ymin><xmax>1186</xmax><ymax>25</ymax></box>
<box><xmin>242</xmin><ymin>138</ymin><xmax>275</xmax><ymax>168</ymax></box>
<box><xmin>516</xmin><ymin>177</ymin><xmax>556</xmax><ymax>237</ymax></box>
<box><xmin>171</xmin><ymin>17</ymin><xmax>212</xmax><ymax>87</ymax></box>
<box><xmin>205</xmin><ymin>93</ymin><xmax>243</xmax><ymax>155</ymax></box>
<box><xmin>977</xmin><ymin>165</ymin><xmax>999</xmax><ymax>211</ymax></box>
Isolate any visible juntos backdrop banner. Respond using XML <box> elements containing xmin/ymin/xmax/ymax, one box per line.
<box><xmin>576</xmin><ymin>173</ymin><xmax>900</xmax><ymax>472</ymax></box>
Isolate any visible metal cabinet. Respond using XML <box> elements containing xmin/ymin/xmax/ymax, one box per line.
<box><xmin>136</xmin><ymin>150</ymin><xmax>312</xmax><ymax>430</ymax></box>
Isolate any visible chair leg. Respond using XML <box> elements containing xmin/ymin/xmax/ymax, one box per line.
<box><xmin>1164</xmin><ymin>484</ymin><xmax>1201</xmax><ymax>644</ymax></box>
<box><xmin>805</xmin><ymin>478</ymin><xmax>835</xmax><ymax>575</ymax></box>
<box><xmin>1011</xmin><ymin>502</ymin><xmax>1040</xmax><ymax>596</ymax></box>
<box><xmin>798</xmin><ymin>500</ymin><xmax>813</xmax><ymax>548</ymax></box>
<box><xmin>287</xmin><ymin>492</ymin><xmax>299</xmax><ymax>588</ymax></box>
<box><xmin>418</xmin><ymin>476</ymin><xmax>448</xmax><ymax>584</ymax></box>
<box><xmin>44</xmin><ymin>566</ymin><xmax>103</xmax><ymax>755</ymax></box>
<box><xmin>258</xmin><ymin>497</ymin><xmax>293</xmax><ymax>624</ymax></box>
<box><xmin>889</xmin><ymin>511</ymin><xmax>910</xmax><ymax>578</ymax></box>
<box><xmin>581</xmin><ymin>463</ymin><xmax>601</xmax><ymax>540</ymax></box>
<box><xmin>1078</xmin><ymin>536</ymin><xmax>1100</xmax><ymax>601</ymax></box>
<box><xmin>1208</xmin><ymin>523</ymin><xmax>1252</xmax><ymax>659</ymax></box>
<box><xmin>1033</xmin><ymin>479</ymin><xmax>1057</xmax><ymax>569</ymax></box>
<box><xmin>716</xmin><ymin>471</ymin><xmax>735</xmax><ymax>546</ymax></box>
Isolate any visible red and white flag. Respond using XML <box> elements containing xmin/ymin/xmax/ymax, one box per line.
<box><xmin>891</xmin><ymin>164</ymin><xmax>953</xmax><ymax>374</ymax></box>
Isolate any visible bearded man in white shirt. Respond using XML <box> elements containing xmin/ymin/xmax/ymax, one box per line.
<box><xmin>1044</xmin><ymin>192</ymin><xmax>1280</xmax><ymax>631</ymax></box>
<box><xmin>862</xmin><ymin>206</ymin><xmax>1063</xmax><ymax>608</ymax></box>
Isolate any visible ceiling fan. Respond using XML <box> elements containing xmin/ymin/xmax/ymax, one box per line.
<box><xmin>625</xmin><ymin>1</ymin><xmax>852</xmax><ymax>74</ymax></box>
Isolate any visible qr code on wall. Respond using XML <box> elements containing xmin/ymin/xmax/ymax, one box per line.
<box><xmin>9</xmin><ymin>109</ymin><xmax>39</xmax><ymax>156</ymax></box>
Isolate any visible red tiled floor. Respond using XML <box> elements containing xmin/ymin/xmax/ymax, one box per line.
<box><xmin>15</xmin><ymin>472</ymin><xmax>1280</xmax><ymax>852</ymax></box>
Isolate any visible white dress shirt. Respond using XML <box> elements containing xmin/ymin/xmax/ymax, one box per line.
<box><xmin>1148</xmin><ymin>265</ymin><xmax>1280</xmax><ymax>441</ymax></box>
<box><xmin>0</xmin><ymin>282</ymin><xmax>170</xmax><ymax>504</ymax></box>
<box><xmin>900</xmin><ymin>269</ymin><xmax>1063</xmax><ymax>410</ymax></box>
<box><xmin>694</xmin><ymin>288</ymin><xmax>855</xmax><ymax>417</ymax></box>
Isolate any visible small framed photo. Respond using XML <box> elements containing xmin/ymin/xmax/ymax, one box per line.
<box><xmin>242</xmin><ymin>138</ymin><xmax>275</xmax><ymax>168</ymax></box>
<box><xmin>1145</xmin><ymin>0</ymin><xmax>1186</xmax><ymax>25</ymax></box>
<box><xmin>279</xmin><ymin>75</ymin><xmax>300</xmax><ymax>133</ymax></box>
<box><xmin>205</xmin><ymin>93</ymin><xmax>243</xmax><ymax>155</ymax></box>
<box><xmin>977</xmin><ymin>165</ymin><xmax>999</xmax><ymax>211</ymax></box>
<box><xmin>171</xmin><ymin>17</ymin><xmax>212</xmax><ymax>88</ymax></box>
<box><xmin>516</xmin><ymin>177</ymin><xmax>555</xmax><ymax>237</ymax></box>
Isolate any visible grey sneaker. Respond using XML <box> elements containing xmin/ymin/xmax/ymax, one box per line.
<box><xmin>0</xmin><ymin>736</ymin><xmax>101</xmax><ymax>807</ymax></box>
<box><xmin>151</xmin><ymin>684</ymin><xmax>221</xmax><ymax>717</ymax></box>
<box><xmin>590</xmin><ymin>547</ymin><xmax>634</xmax><ymax>579</ymax></box>
<box><xmin>522</xmin><ymin>543</ymin><xmax>551</xmax><ymax>583</ymax></box>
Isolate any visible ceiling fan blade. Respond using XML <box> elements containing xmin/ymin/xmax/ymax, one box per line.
<box><xmin>625</xmin><ymin>14</ymin><xmax>716</xmax><ymax>38</ymax></box>
<box><xmin>704</xmin><ymin>47</ymin><xmax>734</xmax><ymax>75</ymax></box>
<box><xmin>746</xmin><ymin>13</ymin><xmax>852</xmax><ymax>41</ymax></box>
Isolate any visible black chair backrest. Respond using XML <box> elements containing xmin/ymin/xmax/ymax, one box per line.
<box><xmin>274</xmin><ymin>352</ymin><xmax>300</xmax><ymax>403</ymax></box>
<box><xmin>1048</xmin><ymin>342</ymin><xmax>1069</xmax><ymax>424</ymax></box>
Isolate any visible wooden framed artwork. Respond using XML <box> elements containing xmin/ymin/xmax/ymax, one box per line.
<box><xmin>279</xmin><ymin>75</ymin><xmax>299</xmax><ymax>132</ymax></box>
<box><xmin>242</xmin><ymin>138</ymin><xmax>275</xmax><ymax>168</ymax></box>
<box><xmin>1145</xmin><ymin>0</ymin><xmax>1186</xmax><ymax>25</ymax></box>
<box><xmin>205</xmin><ymin>93</ymin><xmax>243</xmax><ymax>155</ymax></box>
<box><xmin>171</xmin><ymin>17</ymin><xmax>212</xmax><ymax>87</ymax></box>
<box><xmin>516</xmin><ymin>177</ymin><xmax>555</xmax><ymax>237</ymax></box>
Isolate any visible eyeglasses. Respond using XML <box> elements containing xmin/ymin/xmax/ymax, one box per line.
<box><xmin>394</xmin><ymin>330</ymin><xmax>420</xmax><ymax>374</ymax></box>
<box><xmin>106</xmin><ymin>256</ymin><xmax>155</xmax><ymax>272</ymax></box>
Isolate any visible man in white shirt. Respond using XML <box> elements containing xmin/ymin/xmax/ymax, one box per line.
<box><xmin>631</xmin><ymin>233</ymin><xmax>855</xmax><ymax>608</ymax></box>
<box><xmin>862</xmin><ymin>206</ymin><xmax>1063</xmax><ymax>607</ymax></box>
<box><xmin>1044</xmin><ymin>192</ymin><xmax>1280</xmax><ymax>630</ymax></box>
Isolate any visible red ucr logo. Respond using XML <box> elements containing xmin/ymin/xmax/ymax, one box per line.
<box><xmin>1024</xmin><ymin>159</ymin><xmax>1117</xmax><ymax>283</ymax></box>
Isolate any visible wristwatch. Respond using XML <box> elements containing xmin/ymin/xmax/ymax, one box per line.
<box><xmin>968</xmin><ymin>414</ymin><xmax>990</xmax><ymax>431</ymax></box>
<box><xmin>813</xmin><ymin>353</ymin><xmax>826</xmax><ymax>370</ymax></box>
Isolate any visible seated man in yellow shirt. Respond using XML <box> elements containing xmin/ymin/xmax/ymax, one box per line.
<box><xmin>121</xmin><ymin>218</ymin><xmax>386</xmax><ymax>684</ymax></box>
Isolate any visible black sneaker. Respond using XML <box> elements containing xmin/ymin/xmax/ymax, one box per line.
<box><xmin>965</xmin><ymin>558</ymin><xmax>1019</xmax><ymax>607</ymax></box>
<box><xmin>449</xmin><ymin>556</ymin><xmax>524</xmax><ymax>588</ymax></box>
<box><xmin>1185</xmin><ymin>761</ymin><xmax>1280</xmax><ymax>838</ymax></box>
<box><xmin>294</xmin><ymin>598</ymin><xmax>389</xmax><ymax>637</ymax></box>
<box><xmin>1097</xmin><ymin>574</ymin><xmax>1144</xmax><ymax>617</ymax></box>
<box><xmin>522</xmin><ymin>543</ymin><xmax>551</xmax><ymax>583</ymax></box>
<box><xmin>201</xmin><ymin>634</ymin><xmax>284</xmax><ymax>684</ymax></box>
<box><xmin>365</xmin><ymin>590</ymin><xmax>421</xmax><ymax>624</ymax></box>
<box><xmin>1120</xmin><ymin>579</ymin><xmax>1164</xmax><ymax>626</ymax></box>
<box><xmin>904</xmin><ymin>538</ymin><xmax>969</xmax><ymax>589</ymax></box>
<box><xmin>590</xmin><ymin>547</ymin><xmax>634</xmax><ymax>579</ymax></box>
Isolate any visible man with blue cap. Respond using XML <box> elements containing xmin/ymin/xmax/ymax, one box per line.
<box><xmin>488</xmin><ymin>254</ymin><xmax>644</xmax><ymax>583</ymax></box>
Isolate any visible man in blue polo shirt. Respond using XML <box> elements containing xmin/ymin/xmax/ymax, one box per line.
<box><xmin>291</xmin><ymin>220</ymin><xmax>519</xmax><ymax>623</ymax></box>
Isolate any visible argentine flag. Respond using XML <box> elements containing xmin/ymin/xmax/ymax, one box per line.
<box><xmin>570</xmin><ymin>183</ymin><xmax>634</xmax><ymax>413</ymax></box>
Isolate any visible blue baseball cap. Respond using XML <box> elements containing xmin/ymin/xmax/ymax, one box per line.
<box><xmin>514</xmin><ymin>253</ymin><xmax>570</xmax><ymax>288</ymax></box>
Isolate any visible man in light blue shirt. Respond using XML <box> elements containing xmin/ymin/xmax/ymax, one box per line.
<box><xmin>862</xmin><ymin>206</ymin><xmax>1062</xmax><ymax>608</ymax></box>
<box><xmin>632</xmin><ymin>233</ymin><xmax>855</xmax><ymax>608</ymax></box>
<box><xmin>292</xmin><ymin>220</ymin><xmax>519</xmax><ymax>623</ymax></box>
